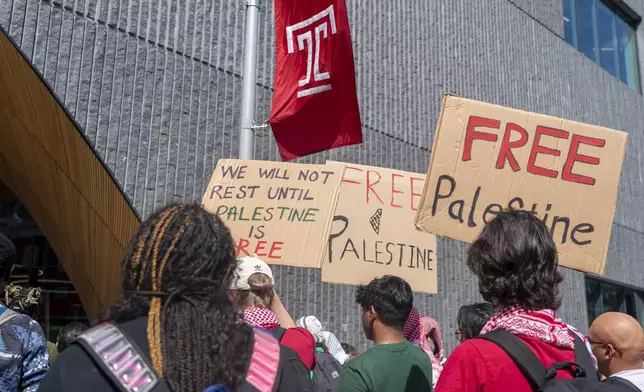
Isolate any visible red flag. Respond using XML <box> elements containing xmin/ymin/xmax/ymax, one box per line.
<box><xmin>269</xmin><ymin>0</ymin><xmax>362</xmax><ymax>161</ymax></box>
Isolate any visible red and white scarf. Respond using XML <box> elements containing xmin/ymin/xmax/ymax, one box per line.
<box><xmin>243</xmin><ymin>307</ymin><xmax>280</xmax><ymax>329</ymax></box>
<box><xmin>404</xmin><ymin>307</ymin><xmax>445</xmax><ymax>378</ymax></box>
<box><xmin>480</xmin><ymin>305</ymin><xmax>596</xmax><ymax>368</ymax></box>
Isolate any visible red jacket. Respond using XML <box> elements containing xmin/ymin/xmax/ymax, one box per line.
<box><xmin>436</xmin><ymin>335</ymin><xmax>577</xmax><ymax>392</ymax></box>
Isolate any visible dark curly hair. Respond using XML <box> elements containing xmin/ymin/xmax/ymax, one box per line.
<box><xmin>109</xmin><ymin>204</ymin><xmax>254</xmax><ymax>391</ymax></box>
<box><xmin>467</xmin><ymin>209</ymin><xmax>563</xmax><ymax>310</ymax></box>
<box><xmin>57</xmin><ymin>322</ymin><xmax>89</xmax><ymax>352</ymax></box>
<box><xmin>457</xmin><ymin>302</ymin><xmax>494</xmax><ymax>340</ymax></box>
<box><xmin>356</xmin><ymin>275</ymin><xmax>413</xmax><ymax>330</ymax></box>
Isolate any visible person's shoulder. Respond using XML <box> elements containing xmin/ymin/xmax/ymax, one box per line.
<box><xmin>2</xmin><ymin>312</ymin><xmax>38</xmax><ymax>329</ymax></box>
<box><xmin>1</xmin><ymin>314</ymin><xmax>46</xmax><ymax>345</ymax></box>
<box><xmin>343</xmin><ymin>346</ymin><xmax>374</xmax><ymax>370</ymax></box>
<box><xmin>448</xmin><ymin>339</ymin><xmax>495</xmax><ymax>363</ymax></box>
<box><xmin>39</xmin><ymin>343</ymin><xmax>113</xmax><ymax>391</ymax></box>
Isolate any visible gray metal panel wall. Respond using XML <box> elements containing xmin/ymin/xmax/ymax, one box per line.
<box><xmin>2</xmin><ymin>0</ymin><xmax>644</xmax><ymax>352</ymax></box>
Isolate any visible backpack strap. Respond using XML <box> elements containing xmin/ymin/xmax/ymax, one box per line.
<box><xmin>569</xmin><ymin>329</ymin><xmax>595</xmax><ymax>379</ymax></box>
<box><xmin>604</xmin><ymin>376</ymin><xmax>641</xmax><ymax>391</ymax></box>
<box><xmin>0</xmin><ymin>307</ymin><xmax>18</xmax><ymax>326</ymax></box>
<box><xmin>74</xmin><ymin>322</ymin><xmax>167</xmax><ymax>392</ymax></box>
<box><xmin>479</xmin><ymin>329</ymin><xmax>549</xmax><ymax>390</ymax></box>
<box><xmin>245</xmin><ymin>328</ymin><xmax>281</xmax><ymax>392</ymax></box>
<box><xmin>272</xmin><ymin>327</ymin><xmax>287</xmax><ymax>342</ymax></box>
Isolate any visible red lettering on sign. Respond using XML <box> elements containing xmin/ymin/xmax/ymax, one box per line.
<box><xmin>268</xmin><ymin>242</ymin><xmax>284</xmax><ymax>259</ymax></box>
<box><xmin>391</xmin><ymin>173</ymin><xmax>404</xmax><ymax>208</ymax></box>
<box><xmin>496</xmin><ymin>122</ymin><xmax>529</xmax><ymax>171</ymax></box>
<box><xmin>527</xmin><ymin>126</ymin><xmax>569</xmax><ymax>178</ymax></box>
<box><xmin>410</xmin><ymin>177</ymin><xmax>424</xmax><ymax>211</ymax></box>
<box><xmin>366</xmin><ymin>170</ymin><xmax>384</xmax><ymax>204</ymax></box>
<box><xmin>342</xmin><ymin>166</ymin><xmax>362</xmax><ymax>185</ymax></box>
<box><xmin>562</xmin><ymin>135</ymin><xmax>606</xmax><ymax>186</ymax></box>
<box><xmin>462</xmin><ymin>116</ymin><xmax>501</xmax><ymax>161</ymax></box>
<box><xmin>254</xmin><ymin>240</ymin><xmax>268</xmax><ymax>257</ymax></box>
<box><xmin>236</xmin><ymin>238</ymin><xmax>251</xmax><ymax>258</ymax></box>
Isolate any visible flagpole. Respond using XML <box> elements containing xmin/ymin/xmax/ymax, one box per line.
<box><xmin>239</xmin><ymin>0</ymin><xmax>261</xmax><ymax>160</ymax></box>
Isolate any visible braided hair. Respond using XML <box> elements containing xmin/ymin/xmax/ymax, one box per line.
<box><xmin>109</xmin><ymin>204</ymin><xmax>254</xmax><ymax>391</ymax></box>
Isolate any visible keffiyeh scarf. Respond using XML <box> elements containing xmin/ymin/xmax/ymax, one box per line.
<box><xmin>403</xmin><ymin>307</ymin><xmax>445</xmax><ymax>385</ymax></box>
<box><xmin>297</xmin><ymin>315</ymin><xmax>348</xmax><ymax>364</ymax></box>
<box><xmin>480</xmin><ymin>305</ymin><xmax>596</xmax><ymax>368</ymax></box>
<box><xmin>243</xmin><ymin>307</ymin><xmax>280</xmax><ymax>329</ymax></box>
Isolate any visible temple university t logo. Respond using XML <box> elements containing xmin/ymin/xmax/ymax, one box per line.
<box><xmin>269</xmin><ymin>0</ymin><xmax>363</xmax><ymax>161</ymax></box>
<box><xmin>286</xmin><ymin>5</ymin><xmax>337</xmax><ymax>98</ymax></box>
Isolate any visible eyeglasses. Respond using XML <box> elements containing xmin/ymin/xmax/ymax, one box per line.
<box><xmin>455</xmin><ymin>329</ymin><xmax>463</xmax><ymax>341</ymax></box>
<box><xmin>586</xmin><ymin>336</ymin><xmax>623</xmax><ymax>355</ymax></box>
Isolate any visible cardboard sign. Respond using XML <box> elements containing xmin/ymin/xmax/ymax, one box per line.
<box><xmin>415</xmin><ymin>95</ymin><xmax>628</xmax><ymax>275</ymax></box>
<box><xmin>202</xmin><ymin>159</ymin><xmax>345</xmax><ymax>268</ymax></box>
<box><xmin>322</xmin><ymin>162</ymin><xmax>438</xmax><ymax>294</ymax></box>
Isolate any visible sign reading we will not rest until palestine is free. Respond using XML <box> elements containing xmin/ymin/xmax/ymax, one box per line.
<box><xmin>202</xmin><ymin>159</ymin><xmax>345</xmax><ymax>269</ymax></box>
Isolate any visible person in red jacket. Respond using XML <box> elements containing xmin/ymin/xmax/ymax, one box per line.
<box><xmin>436</xmin><ymin>210</ymin><xmax>596</xmax><ymax>392</ymax></box>
<box><xmin>230</xmin><ymin>255</ymin><xmax>316</xmax><ymax>371</ymax></box>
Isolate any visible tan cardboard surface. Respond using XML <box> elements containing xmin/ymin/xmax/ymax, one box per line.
<box><xmin>202</xmin><ymin>159</ymin><xmax>345</xmax><ymax>268</ymax></box>
<box><xmin>415</xmin><ymin>95</ymin><xmax>628</xmax><ymax>275</ymax></box>
<box><xmin>322</xmin><ymin>162</ymin><xmax>438</xmax><ymax>294</ymax></box>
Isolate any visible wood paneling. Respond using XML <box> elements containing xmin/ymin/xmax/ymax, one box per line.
<box><xmin>0</xmin><ymin>29</ymin><xmax>140</xmax><ymax>321</ymax></box>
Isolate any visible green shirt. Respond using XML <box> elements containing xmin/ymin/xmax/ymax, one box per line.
<box><xmin>339</xmin><ymin>340</ymin><xmax>433</xmax><ymax>392</ymax></box>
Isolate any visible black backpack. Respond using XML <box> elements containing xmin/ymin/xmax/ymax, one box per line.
<box><xmin>273</xmin><ymin>328</ymin><xmax>340</xmax><ymax>392</ymax></box>
<box><xmin>479</xmin><ymin>329</ymin><xmax>638</xmax><ymax>391</ymax></box>
<box><xmin>603</xmin><ymin>377</ymin><xmax>640</xmax><ymax>391</ymax></box>
<box><xmin>311</xmin><ymin>350</ymin><xmax>342</xmax><ymax>392</ymax></box>
<box><xmin>75</xmin><ymin>323</ymin><xmax>282</xmax><ymax>392</ymax></box>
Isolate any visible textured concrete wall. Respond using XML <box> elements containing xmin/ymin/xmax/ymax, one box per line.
<box><xmin>2</xmin><ymin>0</ymin><xmax>644</xmax><ymax>353</ymax></box>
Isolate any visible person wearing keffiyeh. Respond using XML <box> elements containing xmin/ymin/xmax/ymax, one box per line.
<box><xmin>230</xmin><ymin>256</ymin><xmax>316</xmax><ymax>371</ymax></box>
<box><xmin>296</xmin><ymin>315</ymin><xmax>348</xmax><ymax>364</ymax></box>
<box><xmin>436</xmin><ymin>210</ymin><xmax>597</xmax><ymax>392</ymax></box>
<box><xmin>403</xmin><ymin>307</ymin><xmax>445</xmax><ymax>387</ymax></box>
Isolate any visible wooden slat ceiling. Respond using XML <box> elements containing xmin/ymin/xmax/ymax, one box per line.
<box><xmin>0</xmin><ymin>29</ymin><xmax>140</xmax><ymax>321</ymax></box>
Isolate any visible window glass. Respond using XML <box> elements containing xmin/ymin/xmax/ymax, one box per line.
<box><xmin>577</xmin><ymin>0</ymin><xmax>600</xmax><ymax>62</ymax></box>
<box><xmin>616</xmin><ymin>17</ymin><xmax>641</xmax><ymax>92</ymax></box>
<box><xmin>636</xmin><ymin>292</ymin><xmax>644</xmax><ymax>326</ymax></box>
<box><xmin>602</xmin><ymin>282</ymin><xmax>625</xmax><ymax>313</ymax></box>
<box><xmin>625</xmin><ymin>291</ymin><xmax>637</xmax><ymax>319</ymax></box>
<box><xmin>586</xmin><ymin>278</ymin><xmax>602</xmax><ymax>324</ymax></box>
<box><xmin>564</xmin><ymin>0</ymin><xmax>640</xmax><ymax>92</ymax></box>
<box><xmin>586</xmin><ymin>277</ymin><xmax>644</xmax><ymax>328</ymax></box>
<box><xmin>597</xmin><ymin>1</ymin><xmax>620</xmax><ymax>78</ymax></box>
<box><xmin>564</xmin><ymin>0</ymin><xmax>578</xmax><ymax>47</ymax></box>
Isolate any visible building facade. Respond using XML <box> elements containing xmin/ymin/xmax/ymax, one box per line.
<box><xmin>1</xmin><ymin>0</ymin><xmax>644</xmax><ymax>352</ymax></box>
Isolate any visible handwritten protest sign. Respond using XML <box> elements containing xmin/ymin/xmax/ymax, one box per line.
<box><xmin>202</xmin><ymin>159</ymin><xmax>345</xmax><ymax>268</ymax></box>
<box><xmin>415</xmin><ymin>95</ymin><xmax>628</xmax><ymax>274</ymax></box>
<box><xmin>322</xmin><ymin>162</ymin><xmax>438</xmax><ymax>294</ymax></box>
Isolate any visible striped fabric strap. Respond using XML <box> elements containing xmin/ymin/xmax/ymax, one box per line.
<box><xmin>77</xmin><ymin>323</ymin><xmax>159</xmax><ymax>392</ymax></box>
<box><xmin>245</xmin><ymin>328</ymin><xmax>280</xmax><ymax>392</ymax></box>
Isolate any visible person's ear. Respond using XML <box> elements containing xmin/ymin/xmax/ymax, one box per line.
<box><xmin>604</xmin><ymin>344</ymin><xmax>615</xmax><ymax>359</ymax></box>
<box><xmin>363</xmin><ymin>306</ymin><xmax>374</xmax><ymax>321</ymax></box>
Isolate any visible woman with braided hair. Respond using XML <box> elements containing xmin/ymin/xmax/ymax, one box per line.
<box><xmin>40</xmin><ymin>204</ymin><xmax>311</xmax><ymax>392</ymax></box>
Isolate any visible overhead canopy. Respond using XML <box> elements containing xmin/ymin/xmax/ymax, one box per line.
<box><xmin>0</xmin><ymin>28</ymin><xmax>140</xmax><ymax>321</ymax></box>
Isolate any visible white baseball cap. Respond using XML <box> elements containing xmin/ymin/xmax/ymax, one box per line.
<box><xmin>230</xmin><ymin>255</ymin><xmax>274</xmax><ymax>290</ymax></box>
